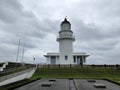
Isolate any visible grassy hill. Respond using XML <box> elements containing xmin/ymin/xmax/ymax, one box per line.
<box><xmin>32</xmin><ymin>67</ymin><xmax>120</xmax><ymax>83</ymax></box>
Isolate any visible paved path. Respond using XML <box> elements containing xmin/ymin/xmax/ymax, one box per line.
<box><xmin>15</xmin><ymin>79</ymin><xmax>70</xmax><ymax>90</ymax></box>
<box><xmin>0</xmin><ymin>67</ymin><xmax>36</xmax><ymax>82</ymax></box>
<box><xmin>74</xmin><ymin>79</ymin><xmax>120</xmax><ymax>90</ymax></box>
<box><xmin>15</xmin><ymin>79</ymin><xmax>120</xmax><ymax>90</ymax></box>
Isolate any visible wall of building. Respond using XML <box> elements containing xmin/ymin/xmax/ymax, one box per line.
<box><xmin>59</xmin><ymin>39</ymin><xmax>74</xmax><ymax>64</ymax></box>
<box><xmin>47</xmin><ymin>57</ymin><xmax>50</xmax><ymax>64</ymax></box>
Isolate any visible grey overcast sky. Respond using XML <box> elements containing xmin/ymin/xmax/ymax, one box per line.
<box><xmin>0</xmin><ymin>0</ymin><xmax>120</xmax><ymax>64</ymax></box>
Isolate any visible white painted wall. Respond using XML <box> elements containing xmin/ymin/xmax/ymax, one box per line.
<box><xmin>59</xmin><ymin>39</ymin><xmax>74</xmax><ymax>64</ymax></box>
<box><xmin>47</xmin><ymin>57</ymin><xmax>50</xmax><ymax>64</ymax></box>
<box><xmin>56</xmin><ymin>56</ymin><xmax>60</xmax><ymax>64</ymax></box>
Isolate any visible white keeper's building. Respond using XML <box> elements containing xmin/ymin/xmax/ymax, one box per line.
<box><xmin>44</xmin><ymin>18</ymin><xmax>89</xmax><ymax>65</ymax></box>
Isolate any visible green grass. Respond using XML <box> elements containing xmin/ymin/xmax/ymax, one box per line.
<box><xmin>33</xmin><ymin>67</ymin><xmax>120</xmax><ymax>78</ymax></box>
<box><xmin>32</xmin><ymin>67</ymin><xmax>120</xmax><ymax>83</ymax></box>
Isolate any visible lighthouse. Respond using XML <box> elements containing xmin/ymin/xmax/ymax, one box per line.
<box><xmin>44</xmin><ymin>18</ymin><xmax>89</xmax><ymax>65</ymax></box>
<box><xmin>57</xmin><ymin>18</ymin><xmax>75</xmax><ymax>64</ymax></box>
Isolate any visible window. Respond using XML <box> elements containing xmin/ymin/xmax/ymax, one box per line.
<box><xmin>65</xmin><ymin>55</ymin><xmax>68</xmax><ymax>60</ymax></box>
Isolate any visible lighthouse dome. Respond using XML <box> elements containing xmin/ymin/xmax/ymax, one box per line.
<box><xmin>61</xmin><ymin>18</ymin><xmax>71</xmax><ymax>25</ymax></box>
<box><xmin>61</xmin><ymin>18</ymin><xmax>71</xmax><ymax>30</ymax></box>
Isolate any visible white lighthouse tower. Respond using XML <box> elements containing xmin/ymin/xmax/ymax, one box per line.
<box><xmin>44</xmin><ymin>18</ymin><xmax>89</xmax><ymax>65</ymax></box>
<box><xmin>57</xmin><ymin>18</ymin><xmax>75</xmax><ymax>64</ymax></box>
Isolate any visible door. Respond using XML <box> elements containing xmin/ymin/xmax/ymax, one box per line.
<box><xmin>51</xmin><ymin>56</ymin><xmax>56</xmax><ymax>64</ymax></box>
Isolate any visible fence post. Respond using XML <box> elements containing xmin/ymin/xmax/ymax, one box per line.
<box><xmin>59</xmin><ymin>64</ymin><xmax>60</xmax><ymax>68</ymax></box>
<box><xmin>70</xmin><ymin>64</ymin><xmax>71</xmax><ymax>68</ymax></box>
<box><xmin>48</xmin><ymin>64</ymin><xmax>50</xmax><ymax>68</ymax></box>
<box><xmin>116</xmin><ymin>64</ymin><xmax>118</xmax><ymax>69</ymax></box>
<box><xmin>104</xmin><ymin>64</ymin><xmax>107</xmax><ymax>69</ymax></box>
<box><xmin>81</xmin><ymin>64</ymin><xmax>83</xmax><ymax>68</ymax></box>
<box><xmin>92</xmin><ymin>64</ymin><xmax>94</xmax><ymax>68</ymax></box>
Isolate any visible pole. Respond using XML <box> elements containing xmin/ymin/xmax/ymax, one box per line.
<box><xmin>33</xmin><ymin>57</ymin><xmax>35</xmax><ymax>66</ymax></box>
<box><xmin>16</xmin><ymin>39</ymin><xmax>21</xmax><ymax>67</ymax></box>
<box><xmin>21</xmin><ymin>42</ymin><xmax>25</xmax><ymax>66</ymax></box>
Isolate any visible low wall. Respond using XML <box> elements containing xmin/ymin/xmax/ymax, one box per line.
<box><xmin>0</xmin><ymin>67</ymin><xmax>36</xmax><ymax>86</ymax></box>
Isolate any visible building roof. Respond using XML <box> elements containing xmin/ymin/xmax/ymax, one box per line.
<box><xmin>44</xmin><ymin>52</ymin><xmax>59</xmax><ymax>57</ymax></box>
<box><xmin>72</xmin><ymin>52</ymin><xmax>89</xmax><ymax>57</ymax></box>
<box><xmin>44</xmin><ymin>52</ymin><xmax>89</xmax><ymax>57</ymax></box>
<box><xmin>61</xmin><ymin>18</ymin><xmax>71</xmax><ymax>25</ymax></box>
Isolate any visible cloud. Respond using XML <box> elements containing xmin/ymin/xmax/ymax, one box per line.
<box><xmin>0</xmin><ymin>0</ymin><xmax>23</xmax><ymax>23</ymax></box>
<box><xmin>0</xmin><ymin>0</ymin><xmax>120</xmax><ymax>64</ymax></box>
